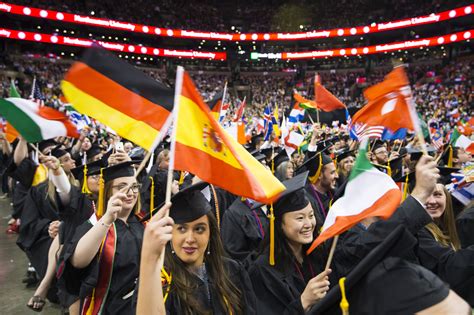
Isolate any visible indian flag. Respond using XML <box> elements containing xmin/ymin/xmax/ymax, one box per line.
<box><xmin>307</xmin><ymin>139</ymin><xmax>401</xmax><ymax>254</ymax></box>
<box><xmin>0</xmin><ymin>98</ymin><xmax>79</xmax><ymax>143</ymax></box>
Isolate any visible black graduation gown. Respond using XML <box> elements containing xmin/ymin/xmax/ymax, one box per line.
<box><xmin>7</xmin><ymin>157</ymin><xmax>39</xmax><ymax>219</ymax></box>
<box><xmin>333</xmin><ymin>195</ymin><xmax>431</xmax><ymax>278</ymax></box>
<box><xmin>209</xmin><ymin>185</ymin><xmax>237</xmax><ymax>225</ymax></box>
<box><xmin>16</xmin><ymin>181</ymin><xmax>60</xmax><ymax>278</ymax></box>
<box><xmin>305</xmin><ymin>185</ymin><xmax>332</xmax><ymax>231</ymax></box>
<box><xmin>164</xmin><ymin>258</ymin><xmax>257</xmax><ymax>314</ymax></box>
<box><xmin>62</xmin><ymin>214</ymin><xmax>144</xmax><ymax>315</ymax></box>
<box><xmin>249</xmin><ymin>249</ymin><xmax>326</xmax><ymax>315</ymax></box>
<box><xmin>221</xmin><ymin>199</ymin><xmax>268</xmax><ymax>262</ymax></box>
<box><xmin>456</xmin><ymin>205</ymin><xmax>474</xmax><ymax>248</ymax></box>
<box><xmin>416</xmin><ymin>227</ymin><xmax>474</xmax><ymax>305</ymax></box>
<box><xmin>56</xmin><ymin>187</ymin><xmax>95</xmax><ymax>307</ymax></box>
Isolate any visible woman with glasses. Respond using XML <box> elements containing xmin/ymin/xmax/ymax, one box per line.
<box><xmin>62</xmin><ymin>161</ymin><xmax>145</xmax><ymax>315</ymax></box>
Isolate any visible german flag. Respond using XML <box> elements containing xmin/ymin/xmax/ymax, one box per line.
<box><xmin>174</xmin><ymin>69</ymin><xmax>285</xmax><ymax>203</ymax></box>
<box><xmin>61</xmin><ymin>47</ymin><xmax>173</xmax><ymax>150</ymax></box>
<box><xmin>206</xmin><ymin>90</ymin><xmax>223</xmax><ymax>120</ymax></box>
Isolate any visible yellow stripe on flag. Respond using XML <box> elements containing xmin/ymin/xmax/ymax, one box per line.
<box><xmin>62</xmin><ymin>81</ymin><xmax>159</xmax><ymax>150</ymax></box>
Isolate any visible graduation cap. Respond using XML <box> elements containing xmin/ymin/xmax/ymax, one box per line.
<box><xmin>86</xmin><ymin>144</ymin><xmax>103</xmax><ymax>162</ymax></box>
<box><xmin>169</xmin><ymin>182</ymin><xmax>211</xmax><ymax>224</ymax></box>
<box><xmin>273</xmin><ymin>171</ymin><xmax>309</xmax><ymax>216</ymax></box>
<box><xmin>335</xmin><ymin>149</ymin><xmax>356</xmax><ymax>163</ymax></box>
<box><xmin>271</xmin><ymin>150</ymin><xmax>290</xmax><ymax>170</ymax></box>
<box><xmin>70</xmin><ymin>160</ymin><xmax>106</xmax><ymax>181</ymax></box>
<box><xmin>370</xmin><ymin>139</ymin><xmax>385</xmax><ymax>152</ymax></box>
<box><xmin>101</xmin><ymin>160</ymin><xmax>141</xmax><ymax>183</ymax></box>
<box><xmin>394</xmin><ymin>167</ymin><xmax>460</xmax><ymax>187</ymax></box>
<box><xmin>51</xmin><ymin>145</ymin><xmax>69</xmax><ymax>159</ymax></box>
<box><xmin>251</xmin><ymin>151</ymin><xmax>266</xmax><ymax>163</ymax></box>
<box><xmin>372</xmin><ymin>156</ymin><xmax>404</xmax><ymax>178</ymax></box>
<box><xmin>296</xmin><ymin>147</ymin><xmax>333</xmax><ymax>183</ymax></box>
<box><xmin>38</xmin><ymin>139</ymin><xmax>57</xmax><ymax>153</ymax></box>
<box><xmin>406</xmin><ymin>146</ymin><xmax>436</xmax><ymax>161</ymax></box>
<box><xmin>260</xmin><ymin>146</ymin><xmax>281</xmax><ymax>159</ymax></box>
<box><xmin>309</xmin><ymin>225</ymin><xmax>448</xmax><ymax>315</ymax></box>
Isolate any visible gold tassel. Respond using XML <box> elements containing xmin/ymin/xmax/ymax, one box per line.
<box><xmin>339</xmin><ymin>277</ymin><xmax>350</xmax><ymax>315</ymax></box>
<box><xmin>96</xmin><ymin>168</ymin><xmax>105</xmax><ymax>219</ymax></box>
<box><xmin>386</xmin><ymin>162</ymin><xmax>392</xmax><ymax>178</ymax></box>
<box><xmin>402</xmin><ymin>174</ymin><xmax>409</xmax><ymax>200</ymax></box>
<box><xmin>149</xmin><ymin>176</ymin><xmax>154</xmax><ymax>219</ymax></box>
<box><xmin>81</xmin><ymin>164</ymin><xmax>92</xmax><ymax>194</ymax></box>
<box><xmin>447</xmin><ymin>145</ymin><xmax>453</xmax><ymax>167</ymax></box>
<box><xmin>178</xmin><ymin>171</ymin><xmax>185</xmax><ymax>185</ymax></box>
<box><xmin>269</xmin><ymin>203</ymin><xmax>275</xmax><ymax>266</ymax></box>
<box><xmin>85</xmin><ymin>289</ymin><xmax>96</xmax><ymax>315</ymax></box>
<box><xmin>308</xmin><ymin>154</ymin><xmax>323</xmax><ymax>184</ymax></box>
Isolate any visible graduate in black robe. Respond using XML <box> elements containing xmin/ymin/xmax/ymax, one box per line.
<box><xmin>137</xmin><ymin>182</ymin><xmax>256</xmax><ymax>315</ymax></box>
<box><xmin>17</xmin><ymin>181</ymin><xmax>60</xmax><ymax>278</ymax></box>
<box><xmin>456</xmin><ymin>202</ymin><xmax>474</xmax><ymax>248</ymax></box>
<box><xmin>62</xmin><ymin>161</ymin><xmax>145</xmax><ymax>315</ymax></box>
<box><xmin>221</xmin><ymin>198</ymin><xmax>268</xmax><ymax>262</ymax></box>
<box><xmin>249</xmin><ymin>173</ymin><xmax>330</xmax><ymax>315</ymax></box>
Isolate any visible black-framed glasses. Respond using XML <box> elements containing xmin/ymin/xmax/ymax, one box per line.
<box><xmin>112</xmin><ymin>183</ymin><xmax>141</xmax><ymax>194</ymax></box>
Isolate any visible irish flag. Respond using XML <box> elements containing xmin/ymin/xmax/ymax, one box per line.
<box><xmin>307</xmin><ymin>139</ymin><xmax>401</xmax><ymax>254</ymax></box>
<box><xmin>0</xmin><ymin>98</ymin><xmax>79</xmax><ymax>142</ymax></box>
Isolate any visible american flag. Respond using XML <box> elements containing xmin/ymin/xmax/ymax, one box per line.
<box><xmin>29</xmin><ymin>77</ymin><xmax>45</xmax><ymax>107</ymax></box>
<box><xmin>263</xmin><ymin>105</ymin><xmax>273</xmax><ymax>141</ymax></box>
<box><xmin>431</xmin><ymin>129</ymin><xmax>444</xmax><ymax>150</ymax></box>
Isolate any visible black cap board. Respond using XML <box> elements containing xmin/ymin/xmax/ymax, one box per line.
<box><xmin>101</xmin><ymin>160</ymin><xmax>141</xmax><ymax>183</ymax></box>
<box><xmin>51</xmin><ymin>145</ymin><xmax>69</xmax><ymax>159</ymax></box>
<box><xmin>70</xmin><ymin>159</ymin><xmax>106</xmax><ymax>181</ymax></box>
<box><xmin>272</xmin><ymin>149</ymin><xmax>290</xmax><ymax>169</ymax></box>
<box><xmin>169</xmin><ymin>182</ymin><xmax>212</xmax><ymax>224</ymax></box>
<box><xmin>273</xmin><ymin>171</ymin><xmax>309</xmax><ymax>216</ymax></box>
<box><xmin>38</xmin><ymin>139</ymin><xmax>57</xmax><ymax>153</ymax></box>
<box><xmin>335</xmin><ymin>149</ymin><xmax>356</xmax><ymax>163</ymax></box>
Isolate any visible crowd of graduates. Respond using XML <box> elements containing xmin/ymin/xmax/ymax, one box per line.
<box><xmin>0</xmin><ymin>96</ymin><xmax>472</xmax><ymax>314</ymax></box>
<box><xmin>0</xmin><ymin>46</ymin><xmax>473</xmax><ymax>315</ymax></box>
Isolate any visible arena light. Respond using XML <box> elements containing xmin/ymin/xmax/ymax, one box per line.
<box><xmin>0</xmin><ymin>2</ymin><xmax>471</xmax><ymax>41</ymax></box>
<box><xmin>264</xmin><ymin>29</ymin><xmax>472</xmax><ymax>60</ymax></box>
<box><xmin>0</xmin><ymin>28</ymin><xmax>227</xmax><ymax>60</ymax></box>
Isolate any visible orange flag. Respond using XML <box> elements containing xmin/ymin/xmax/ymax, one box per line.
<box><xmin>351</xmin><ymin>67</ymin><xmax>415</xmax><ymax>132</ymax></box>
<box><xmin>173</xmin><ymin>69</ymin><xmax>285</xmax><ymax>203</ymax></box>
<box><xmin>314</xmin><ymin>75</ymin><xmax>346</xmax><ymax>112</ymax></box>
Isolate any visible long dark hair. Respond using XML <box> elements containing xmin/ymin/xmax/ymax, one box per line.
<box><xmin>164</xmin><ymin>212</ymin><xmax>243</xmax><ymax>315</ymax></box>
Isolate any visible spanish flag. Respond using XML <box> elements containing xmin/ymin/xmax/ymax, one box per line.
<box><xmin>61</xmin><ymin>47</ymin><xmax>174</xmax><ymax>151</ymax></box>
<box><xmin>173</xmin><ymin>68</ymin><xmax>285</xmax><ymax>203</ymax></box>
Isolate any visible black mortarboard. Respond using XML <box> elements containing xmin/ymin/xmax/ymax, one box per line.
<box><xmin>102</xmin><ymin>160</ymin><xmax>140</xmax><ymax>183</ymax></box>
<box><xmin>251</xmin><ymin>151</ymin><xmax>266</xmax><ymax>163</ymax></box>
<box><xmin>335</xmin><ymin>149</ymin><xmax>356</xmax><ymax>163</ymax></box>
<box><xmin>86</xmin><ymin>144</ymin><xmax>103</xmax><ymax>161</ymax></box>
<box><xmin>309</xmin><ymin>226</ymin><xmax>449</xmax><ymax>315</ymax></box>
<box><xmin>51</xmin><ymin>145</ymin><xmax>68</xmax><ymax>159</ymax></box>
<box><xmin>407</xmin><ymin>146</ymin><xmax>436</xmax><ymax>161</ymax></box>
<box><xmin>273</xmin><ymin>171</ymin><xmax>309</xmax><ymax>216</ymax></box>
<box><xmin>371</xmin><ymin>140</ymin><xmax>385</xmax><ymax>152</ymax></box>
<box><xmin>394</xmin><ymin>166</ymin><xmax>460</xmax><ymax>186</ymax></box>
<box><xmin>38</xmin><ymin>139</ymin><xmax>57</xmax><ymax>153</ymax></box>
<box><xmin>169</xmin><ymin>182</ymin><xmax>211</xmax><ymax>224</ymax></box>
<box><xmin>296</xmin><ymin>148</ymin><xmax>333</xmax><ymax>180</ymax></box>
<box><xmin>260</xmin><ymin>146</ymin><xmax>281</xmax><ymax>158</ymax></box>
<box><xmin>70</xmin><ymin>160</ymin><xmax>106</xmax><ymax>181</ymax></box>
<box><xmin>272</xmin><ymin>150</ymin><xmax>290</xmax><ymax>169</ymax></box>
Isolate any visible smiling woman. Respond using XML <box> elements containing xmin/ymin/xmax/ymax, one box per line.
<box><xmin>150</xmin><ymin>182</ymin><xmax>257</xmax><ymax>315</ymax></box>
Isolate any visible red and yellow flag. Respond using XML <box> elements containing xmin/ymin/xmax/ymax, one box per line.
<box><xmin>173</xmin><ymin>70</ymin><xmax>285</xmax><ymax>203</ymax></box>
<box><xmin>314</xmin><ymin>75</ymin><xmax>346</xmax><ymax>112</ymax></box>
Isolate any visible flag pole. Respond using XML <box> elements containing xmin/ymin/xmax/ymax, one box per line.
<box><xmin>397</xmin><ymin>64</ymin><xmax>428</xmax><ymax>155</ymax></box>
<box><xmin>219</xmin><ymin>81</ymin><xmax>228</xmax><ymax>123</ymax></box>
<box><xmin>314</xmin><ymin>73</ymin><xmax>320</xmax><ymax>124</ymax></box>
<box><xmin>325</xmin><ymin>235</ymin><xmax>339</xmax><ymax>271</ymax></box>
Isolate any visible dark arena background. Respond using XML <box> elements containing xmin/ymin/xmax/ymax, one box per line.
<box><xmin>0</xmin><ymin>0</ymin><xmax>472</xmax><ymax>314</ymax></box>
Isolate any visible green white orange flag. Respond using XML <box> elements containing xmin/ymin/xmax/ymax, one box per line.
<box><xmin>307</xmin><ymin>139</ymin><xmax>401</xmax><ymax>254</ymax></box>
<box><xmin>0</xmin><ymin>98</ymin><xmax>78</xmax><ymax>142</ymax></box>
<box><xmin>172</xmin><ymin>67</ymin><xmax>285</xmax><ymax>203</ymax></box>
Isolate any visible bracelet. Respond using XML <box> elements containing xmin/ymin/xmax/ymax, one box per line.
<box><xmin>100</xmin><ymin>221</ymin><xmax>111</xmax><ymax>228</ymax></box>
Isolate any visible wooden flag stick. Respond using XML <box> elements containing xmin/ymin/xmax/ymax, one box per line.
<box><xmin>28</xmin><ymin>143</ymin><xmax>46</xmax><ymax>158</ymax></box>
<box><xmin>134</xmin><ymin>150</ymin><xmax>153</xmax><ymax>179</ymax></box>
<box><xmin>325</xmin><ymin>235</ymin><xmax>339</xmax><ymax>271</ymax></box>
